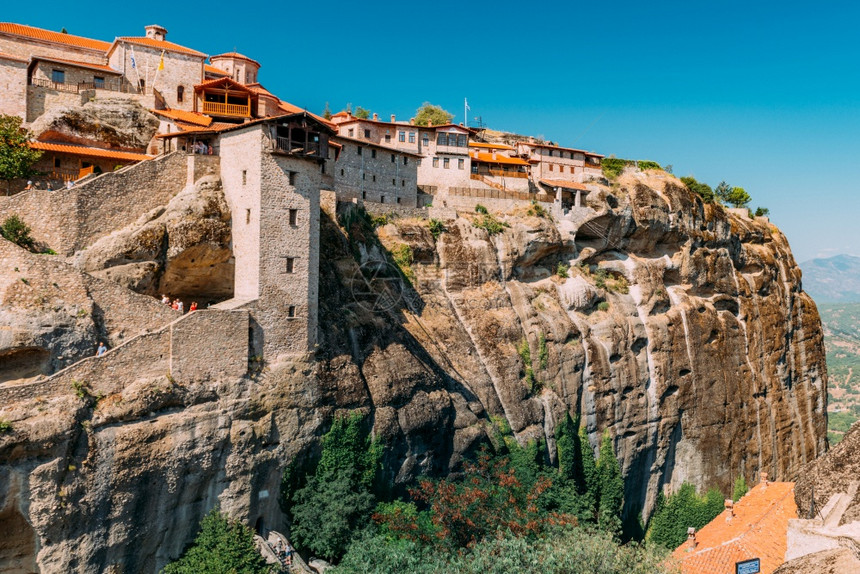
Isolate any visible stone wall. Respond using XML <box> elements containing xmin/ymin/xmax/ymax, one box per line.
<box><xmin>0</xmin><ymin>151</ymin><xmax>187</xmax><ymax>255</ymax></box>
<box><xmin>333</xmin><ymin>137</ymin><xmax>418</xmax><ymax>206</ymax></box>
<box><xmin>25</xmin><ymin>84</ymin><xmax>82</xmax><ymax>122</ymax></box>
<box><xmin>0</xmin><ymin>57</ymin><xmax>28</xmax><ymax>119</ymax></box>
<box><xmin>169</xmin><ymin>309</ymin><xmax>249</xmax><ymax>383</ymax></box>
<box><xmin>433</xmin><ymin>186</ymin><xmax>552</xmax><ymax>212</ymax></box>
<box><xmin>108</xmin><ymin>42</ymin><xmax>203</xmax><ymax>111</ymax></box>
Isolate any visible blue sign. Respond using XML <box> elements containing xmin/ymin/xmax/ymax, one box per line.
<box><xmin>736</xmin><ymin>558</ymin><xmax>760</xmax><ymax>574</ymax></box>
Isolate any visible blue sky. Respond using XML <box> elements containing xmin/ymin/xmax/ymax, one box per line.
<box><xmin>6</xmin><ymin>1</ymin><xmax>858</xmax><ymax>262</ymax></box>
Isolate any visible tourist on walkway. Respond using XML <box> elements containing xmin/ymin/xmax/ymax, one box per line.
<box><xmin>66</xmin><ymin>180</ymin><xmax>74</xmax><ymax>190</ymax></box>
<box><xmin>177</xmin><ymin>300</ymin><xmax>184</xmax><ymax>313</ymax></box>
<box><xmin>161</xmin><ymin>294</ymin><xmax>170</xmax><ymax>305</ymax></box>
<box><xmin>189</xmin><ymin>301</ymin><xmax>198</xmax><ymax>312</ymax></box>
<box><xmin>96</xmin><ymin>342</ymin><xmax>107</xmax><ymax>357</ymax></box>
<box><xmin>24</xmin><ymin>181</ymin><xmax>32</xmax><ymax>191</ymax></box>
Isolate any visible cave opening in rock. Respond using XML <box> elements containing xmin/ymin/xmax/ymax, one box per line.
<box><xmin>0</xmin><ymin>347</ymin><xmax>51</xmax><ymax>385</ymax></box>
<box><xmin>0</xmin><ymin>505</ymin><xmax>38</xmax><ymax>574</ymax></box>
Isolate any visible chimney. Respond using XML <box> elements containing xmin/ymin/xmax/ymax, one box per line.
<box><xmin>687</xmin><ymin>527</ymin><xmax>697</xmax><ymax>550</ymax></box>
<box><xmin>390</xmin><ymin>114</ymin><xmax>396</xmax><ymax>122</ymax></box>
<box><xmin>372</xmin><ymin>113</ymin><xmax>378</xmax><ymax>121</ymax></box>
<box><xmin>459</xmin><ymin>122</ymin><xmax>464</xmax><ymax>126</ymax></box>
<box><xmin>724</xmin><ymin>499</ymin><xmax>734</xmax><ymax>521</ymax></box>
<box><xmin>409</xmin><ymin>118</ymin><xmax>415</xmax><ymax>125</ymax></box>
<box><xmin>144</xmin><ymin>25</ymin><xmax>167</xmax><ymax>41</ymax></box>
<box><xmin>760</xmin><ymin>472</ymin><xmax>769</xmax><ymax>486</ymax></box>
<box><xmin>427</xmin><ymin>119</ymin><xmax>433</xmax><ymax>127</ymax></box>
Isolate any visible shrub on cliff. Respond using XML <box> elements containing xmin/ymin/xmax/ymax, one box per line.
<box><xmin>680</xmin><ymin>176</ymin><xmax>715</xmax><ymax>203</ymax></box>
<box><xmin>646</xmin><ymin>482</ymin><xmax>724</xmax><ymax>549</ymax></box>
<box><xmin>0</xmin><ymin>114</ymin><xmax>42</xmax><ymax>195</ymax></box>
<box><xmin>1</xmin><ymin>215</ymin><xmax>35</xmax><ymax>250</ymax></box>
<box><xmin>597</xmin><ymin>430</ymin><xmax>624</xmax><ymax>537</ymax></box>
<box><xmin>161</xmin><ymin>509</ymin><xmax>272</xmax><ymax>574</ymax></box>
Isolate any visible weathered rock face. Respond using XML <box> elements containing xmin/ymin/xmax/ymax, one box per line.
<box><xmin>73</xmin><ymin>175</ymin><xmax>234</xmax><ymax>302</ymax></box>
<box><xmin>0</xmin><ymin>171</ymin><xmax>827</xmax><ymax>573</ymax></box>
<box><xmin>28</xmin><ymin>99</ymin><xmax>159</xmax><ymax>151</ymax></box>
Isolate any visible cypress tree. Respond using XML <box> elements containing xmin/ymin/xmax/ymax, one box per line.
<box><xmin>578</xmin><ymin>425</ymin><xmax>599</xmax><ymax>521</ymax></box>
<box><xmin>597</xmin><ymin>430</ymin><xmax>624</xmax><ymax>536</ymax></box>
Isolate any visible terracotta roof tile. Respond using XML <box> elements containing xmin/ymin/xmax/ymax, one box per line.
<box><xmin>32</xmin><ymin>55</ymin><xmax>120</xmax><ymax>74</ymax></box>
<box><xmin>277</xmin><ymin>101</ymin><xmax>336</xmax><ymax>129</ymax></box>
<box><xmin>540</xmin><ymin>179</ymin><xmax>587</xmax><ymax>190</ymax></box>
<box><xmin>204</xmin><ymin>63</ymin><xmax>229</xmax><ymax>76</ymax></box>
<box><xmin>210</xmin><ymin>51</ymin><xmax>260</xmax><ymax>66</ymax></box>
<box><xmin>30</xmin><ymin>141</ymin><xmax>153</xmax><ymax>162</ymax></box>
<box><xmin>115</xmin><ymin>36</ymin><xmax>205</xmax><ymax>57</ymax></box>
<box><xmin>518</xmin><ymin>140</ymin><xmax>604</xmax><ymax>158</ymax></box>
<box><xmin>0</xmin><ymin>23</ymin><xmax>110</xmax><ymax>52</ymax></box>
<box><xmin>672</xmin><ymin>482</ymin><xmax>797</xmax><ymax>574</ymax></box>
<box><xmin>194</xmin><ymin>76</ymin><xmax>254</xmax><ymax>93</ymax></box>
<box><xmin>469</xmin><ymin>150</ymin><xmax>530</xmax><ymax>166</ymax></box>
<box><xmin>151</xmin><ymin>108</ymin><xmax>213</xmax><ymax>127</ymax></box>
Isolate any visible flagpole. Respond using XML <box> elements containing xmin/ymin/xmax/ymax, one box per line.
<box><xmin>130</xmin><ymin>45</ymin><xmax>142</xmax><ymax>92</ymax></box>
<box><xmin>152</xmin><ymin>50</ymin><xmax>164</xmax><ymax>89</ymax></box>
<box><xmin>464</xmin><ymin>98</ymin><xmax>468</xmax><ymax>128</ymax></box>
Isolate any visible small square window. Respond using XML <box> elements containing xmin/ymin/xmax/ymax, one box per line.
<box><xmin>51</xmin><ymin>69</ymin><xmax>65</xmax><ymax>84</ymax></box>
<box><xmin>54</xmin><ymin>157</ymin><xmax>61</xmax><ymax>168</ymax></box>
<box><xmin>458</xmin><ymin>158</ymin><xmax>464</xmax><ymax>170</ymax></box>
<box><xmin>385</xmin><ymin>134</ymin><xmax>391</xmax><ymax>143</ymax></box>
<box><xmin>422</xmin><ymin>134</ymin><xmax>429</xmax><ymax>147</ymax></box>
<box><xmin>362</xmin><ymin>191</ymin><xmax>366</xmax><ymax>199</ymax></box>
<box><xmin>348</xmin><ymin>128</ymin><xmax>354</xmax><ymax>137</ymax></box>
<box><xmin>396</xmin><ymin>197</ymin><xmax>401</xmax><ymax>204</ymax></box>
<box><xmin>399</xmin><ymin>131</ymin><xmax>406</xmax><ymax>142</ymax></box>
<box><xmin>372</xmin><ymin>175</ymin><xmax>376</xmax><ymax>182</ymax></box>
<box><xmin>286</xmin><ymin>257</ymin><xmax>295</xmax><ymax>273</ymax></box>
<box><xmin>289</xmin><ymin>171</ymin><xmax>297</xmax><ymax>185</ymax></box>
<box><xmin>549</xmin><ymin>164</ymin><xmax>553</xmax><ymax>171</ymax></box>
<box><xmin>401</xmin><ymin>179</ymin><xmax>405</xmax><ymax>187</ymax></box>
<box><xmin>341</xmin><ymin>168</ymin><xmax>344</xmax><ymax>176</ymax></box>
<box><xmin>357</xmin><ymin>146</ymin><xmax>362</xmax><ymax>156</ymax></box>
<box><xmin>409</xmin><ymin>132</ymin><xmax>415</xmax><ymax>143</ymax></box>
<box><xmin>403</xmin><ymin>157</ymin><xmax>408</xmax><ymax>165</ymax></box>
<box><xmin>392</xmin><ymin>178</ymin><xmax>396</xmax><ymax>185</ymax></box>
<box><xmin>391</xmin><ymin>154</ymin><xmax>395</xmax><ymax>163</ymax></box>
<box><xmin>371</xmin><ymin>149</ymin><xmax>377</xmax><ymax>158</ymax></box>
<box><xmin>289</xmin><ymin>209</ymin><xmax>298</xmax><ymax>225</ymax></box>
<box><xmin>364</xmin><ymin>129</ymin><xmax>370</xmax><ymax>138</ymax></box>
<box><xmin>288</xmin><ymin>305</ymin><xmax>296</xmax><ymax>318</ymax></box>
<box><xmin>432</xmin><ymin>157</ymin><xmax>439</xmax><ymax>168</ymax></box>
<box><xmin>242</xmin><ymin>170</ymin><xmax>247</xmax><ymax>185</ymax></box>
<box><xmin>443</xmin><ymin>158</ymin><xmax>450</xmax><ymax>169</ymax></box>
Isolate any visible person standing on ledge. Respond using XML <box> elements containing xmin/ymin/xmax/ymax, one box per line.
<box><xmin>96</xmin><ymin>342</ymin><xmax>107</xmax><ymax>357</ymax></box>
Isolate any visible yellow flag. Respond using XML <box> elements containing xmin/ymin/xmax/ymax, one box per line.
<box><xmin>157</xmin><ymin>51</ymin><xmax>165</xmax><ymax>71</ymax></box>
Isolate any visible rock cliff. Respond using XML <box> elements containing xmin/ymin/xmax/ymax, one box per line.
<box><xmin>0</xmin><ymin>170</ymin><xmax>827</xmax><ymax>573</ymax></box>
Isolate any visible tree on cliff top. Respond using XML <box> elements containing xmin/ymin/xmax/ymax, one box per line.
<box><xmin>354</xmin><ymin>106</ymin><xmax>371</xmax><ymax>119</ymax></box>
<box><xmin>162</xmin><ymin>509</ymin><xmax>272</xmax><ymax>574</ymax></box>
<box><xmin>726</xmin><ymin>186</ymin><xmax>752</xmax><ymax>208</ymax></box>
<box><xmin>414</xmin><ymin>103</ymin><xmax>453</xmax><ymax>126</ymax></box>
<box><xmin>0</xmin><ymin>115</ymin><xmax>42</xmax><ymax>195</ymax></box>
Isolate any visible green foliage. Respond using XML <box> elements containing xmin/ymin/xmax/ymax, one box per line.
<box><xmin>726</xmin><ymin>186</ymin><xmax>751</xmax><ymax>208</ymax></box>
<box><xmin>647</xmin><ymin>482</ymin><xmax>725</xmax><ymax>549</ymax></box>
<box><xmin>680</xmin><ymin>176</ymin><xmax>715</xmax><ymax>203</ymax></box>
<box><xmin>473</xmin><ymin>212</ymin><xmax>508</xmax><ymax>236</ymax></box>
<box><xmin>518</xmin><ymin>337</ymin><xmax>532</xmax><ymax>368</ymax></box>
<box><xmin>0</xmin><ymin>114</ymin><xmax>42</xmax><ymax>192</ymax></box>
<box><xmin>1</xmin><ymin>215</ymin><xmax>35</xmax><ymax>250</ymax></box>
<box><xmin>597</xmin><ymin>301</ymin><xmax>610</xmax><ymax>312</ymax></box>
<box><xmin>370</xmin><ymin>213</ymin><xmax>392</xmax><ymax>227</ymax></box>
<box><xmin>829</xmin><ymin>411</ymin><xmax>858</xmax><ymax>433</ymax></box>
<box><xmin>557</xmin><ymin>262</ymin><xmax>569</xmax><ymax>278</ymax></box>
<box><xmin>288</xmin><ymin>412</ymin><xmax>382</xmax><ymax>561</ymax></box>
<box><xmin>714</xmin><ymin>181</ymin><xmax>732</xmax><ymax>204</ymax></box>
<box><xmin>162</xmin><ymin>509</ymin><xmax>272</xmax><ymax>574</ymax></box>
<box><xmin>333</xmin><ymin>528</ymin><xmax>676</xmax><ymax>574</ymax></box>
<box><xmin>732</xmin><ymin>475</ymin><xmax>748</xmax><ymax>501</ymax></box>
<box><xmin>475</xmin><ymin>204</ymin><xmax>488</xmax><ymax>214</ymax></box>
<box><xmin>354</xmin><ymin>106</ymin><xmax>371</xmax><ymax>119</ymax></box>
<box><xmin>390</xmin><ymin>243</ymin><xmax>415</xmax><ymax>283</ymax></box>
<box><xmin>538</xmin><ymin>333</ymin><xmax>548</xmax><ymax>370</ymax></box>
<box><xmin>0</xmin><ymin>419</ymin><xmax>12</xmax><ymax>433</ymax></box>
<box><xmin>428</xmin><ymin>218</ymin><xmax>446</xmax><ymax>240</ymax></box>
<box><xmin>71</xmin><ymin>379</ymin><xmax>91</xmax><ymax>400</ymax></box>
<box><xmin>597</xmin><ymin>430</ymin><xmax>624</xmax><ymax>536</ymax></box>
<box><xmin>601</xmin><ymin>158</ymin><xmax>627</xmax><ymax>179</ymax></box>
<box><xmin>754</xmin><ymin>206</ymin><xmax>770</xmax><ymax>217</ymax></box>
<box><xmin>527</xmin><ymin>200</ymin><xmax>549</xmax><ymax>218</ymax></box>
<box><xmin>413</xmin><ymin>102</ymin><xmax>453</xmax><ymax>127</ymax></box>
<box><xmin>636</xmin><ymin>160</ymin><xmax>662</xmax><ymax>171</ymax></box>
<box><xmin>322</xmin><ymin>101</ymin><xmax>332</xmax><ymax>120</ymax></box>
<box><xmin>579</xmin><ymin>426</ymin><xmax>600</xmax><ymax>521</ymax></box>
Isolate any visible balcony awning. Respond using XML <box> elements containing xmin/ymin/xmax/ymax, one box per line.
<box><xmin>194</xmin><ymin>76</ymin><xmax>255</xmax><ymax>94</ymax></box>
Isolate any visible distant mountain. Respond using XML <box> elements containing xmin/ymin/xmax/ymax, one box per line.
<box><xmin>800</xmin><ymin>254</ymin><xmax>860</xmax><ymax>303</ymax></box>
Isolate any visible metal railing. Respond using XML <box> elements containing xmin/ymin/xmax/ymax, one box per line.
<box><xmin>274</xmin><ymin>137</ymin><xmax>320</xmax><ymax>156</ymax></box>
<box><xmin>202</xmin><ymin>101</ymin><xmax>250</xmax><ymax>117</ymax></box>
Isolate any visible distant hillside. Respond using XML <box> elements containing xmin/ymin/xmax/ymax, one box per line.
<box><xmin>800</xmin><ymin>254</ymin><xmax>860</xmax><ymax>303</ymax></box>
<box><xmin>819</xmin><ymin>303</ymin><xmax>860</xmax><ymax>443</ymax></box>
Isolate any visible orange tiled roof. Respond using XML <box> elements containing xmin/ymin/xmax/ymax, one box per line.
<box><xmin>277</xmin><ymin>101</ymin><xmax>336</xmax><ymax>129</ymax></box>
<box><xmin>33</xmin><ymin>55</ymin><xmax>120</xmax><ymax>74</ymax></box>
<box><xmin>469</xmin><ymin>151</ymin><xmax>530</xmax><ymax>166</ymax></box>
<box><xmin>115</xmin><ymin>36</ymin><xmax>205</xmax><ymax>57</ymax></box>
<box><xmin>151</xmin><ymin>108</ymin><xmax>213</xmax><ymax>127</ymax></box>
<box><xmin>540</xmin><ymin>179</ymin><xmax>587</xmax><ymax>191</ymax></box>
<box><xmin>245</xmin><ymin>83</ymin><xmax>276</xmax><ymax>97</ymax></box>
<box><xmin>194</xmin><ymin>76</ymin><xmax>254</xmax><ymax>93</ymax></box>
<box><xmin>0</xmin><ymin>22</ymin><xmax>110</xmax><ymax>52</ymax></box>
<box><xmin>672</xmin><ymin>481</ymin><xmax>797</xmax><ymax>574</ymax></box>
<box><xmin>469</xmin><ymin>141</ymin><xmax>514</xmax><ymax>150</ymax></box>
<box><xmin>30</xmin><ymin>141</ymin><xmax>153</xmax><ymax>162</ymax></box>
<box><xmin>204</xmin><ymin>63</ymin><xmax>229</xmax><ymax>76</ymax></box>
<box><xmin>210</xmin><ymin>51</ymin><xmax>260</xmax><ymax>66</ymax></box>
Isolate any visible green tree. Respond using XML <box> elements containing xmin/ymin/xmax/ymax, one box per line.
<box><xmin>0</xmin><ymin>115</ymin><xmax>42</xmax><ymax>195</ymax></box>
<box><xmin>354</xmin><ymin>106</ymin><xmax>371</xmax><ymax>120</ymax></box>
<box><xmin>647</xmin><ymin>482</ymin><xmax>725</xmax><ymax>549</ymax></box>
<box><xmin>322</xmin><ymin>102</ymin><xmax>332</xmax><ymax>120</ymax></box>
<box><xmin>287</xmin><ymin>412</ymin><xmax>383</xmax><ymax>561</ymax></box>
<box><xmin>726</xmin><ymin>186</ymin><xmax>751</xmax><ymax>208</ymax></box>
<box><xmin>680</xmin><ymin>176</ymin><xmax>714</xmax><ymax>203</ymax></box>
<box><xmin>162</xmin><ymin>509</ymin><xmax>272</xmax><ymax>574</ymax></box>
<box><xmin>1</xmin><ymin>215</ymin><xmax>35</xmax><ymax>250</ymax></box>
<box><xmin>714</xmin><ymin>181</ymin><xmax>732</xmax><ymax>204</ymax></box>
<box><xmin>414</xmin><ymin>102</ymin><xmax>453</xmax><ymax>126</ymax></box>
<box><xmin>597</xmin><ymin>430</ymin><xmax>624</xmax><ymax>536</ymax></box>
<box><xmin>733</xmin><ymin>475</ymin><xmax>748</xmax><ymax>501</ymax></box>
<box><xmin>754</xmin><ymin>206</ymin><xmax>770</xmax><ymax>217</ymax></box>
<box><xmin>579</xmin><ymin>425</ymin><xmax>599</xmax><ymax>520</ymax></box>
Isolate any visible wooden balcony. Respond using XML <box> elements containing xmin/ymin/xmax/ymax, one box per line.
<box><xmin>275</xmin><ymin>136</ymin><xmax>320</xmax><ymax>157</ymax></box>
<box><xmin>202</xmin><ymin>101</ymin><xmax>251</xmax><ymax>118</ymax></box>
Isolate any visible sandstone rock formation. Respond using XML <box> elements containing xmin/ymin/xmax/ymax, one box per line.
<box><xmin>28</xmin><ymin>99</ymin><xmax>159</xmax><ymax>151</ymax></box>
<box><xmin>73</xmin><ymin>175</ymin><xmax>233</xmax><ymax>301</ymax></box>
<box><xmin>0</xmin><ymin>171</ymin><xmax>827</xmax><ymax>573</ymax></box>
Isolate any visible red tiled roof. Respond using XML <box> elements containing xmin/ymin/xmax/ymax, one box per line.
<box><xmin>469</xmin><ymin>151</ymin><xmax>530</xmax><ymax>166</ymax></box>
<box><xmin>32</xmin><ymin>55</ymin><xmax>120</xmax><ymax>74</ymax></box>
<box><xmin>245</xmin><ymin>83</ymin><xmax>276</xmax><ymax>97</ymax></box>
<box><xmin>0</xmin><ymin>51</ymin><xmax>28</xmax><ymax>63</ymax></box>
<box><xmin>194</xmin><ymin>76</ymin><xmax>254</xmax><ymax>93</ymax></box>
<box><xmin>672</xmin><ymin>481</ymin><xmax>797</xmax><ymax>574</ymax></box>
<box><xmin>540</xmin><ymin>179</ymin><xmax>587</xmax><ymax>191</ymax></box>
<box><xmin>155</xmin><ymin>121</ymin><xmax>242</xmax><ymax>138</ymax></box>
<box><xmin>277</xmin><ymin>101</ymin><xmax>336</xmax><ymax>129</ymax></box>
<box><xmin>469</xmin><ymin>141</ymin><xmax>514</xmax><ymax>150</ymax></box>
<box><xmin>331</xmin><ymin>111</ymin><xmax>350</xmax><ymax>118</ymax></box>
<box><xmin>30</xmin><ymin>141</ymin><xmax>153</xmax><ymax>162</ymax></box>
<box><xmin>204</xmin><ymin>63</ymin><xmax>229</xmax><ymax>76</ymax></box>
<box><xmin>151</xmin><ymin>108</ymin><xmax>213</xmax><ymax>127</ymax></box>
<box><xmin>115</xmin><ymin>36</ymin><xmax>205</xmax><ymax>57</ymax></box>
<box><xmin>0</xmin><ymin>22</ymin><xmax>111</xmax><ymax>52</ymax></box>
<box><xmin>210</xmin><ymin>51</ymin><xmax>260</xmax><ymax>66</ymax></box>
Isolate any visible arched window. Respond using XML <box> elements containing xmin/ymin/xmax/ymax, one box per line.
<box><xmin>177</xmin><ymin>85</ymin><xmax>184</xmax><ymax>103</ymax></box>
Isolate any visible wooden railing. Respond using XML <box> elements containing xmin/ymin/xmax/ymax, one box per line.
<box><xmin>30</xmin><ymin>77</ymin><xmax>80</xmax><ymax>93</ymax></box>
<box><xmin>48</xmin><ymin>167</ymin><xmax>83</xmax><ymax>182</ymax></box>
<box><xmin>79</xmin><ymin>165</ymin><xmax>94</xmax><ymax>178</ymax></box>
<box><xmin>449</xmin><ymin>186</ymin><xmax>552</xmax><ymax>203</ymax></box>
<box><xmin>31</xmin><ymin>77</ymin><xmax>145</xmax><ymax>94</ymax></box>
<box><xmin>486</xmin><ymin>168</ymin><xmax>528</xmax><ymax>178</ymax></box>
<box><xmin>275</xmin><ymin>137</ymin><xmax>320</xmax><ymax>156</ymax></box>
<box><xmin>202</xmin><ymin>101</ymin><xmax>250</xmax><ymax>117</ymax></box>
